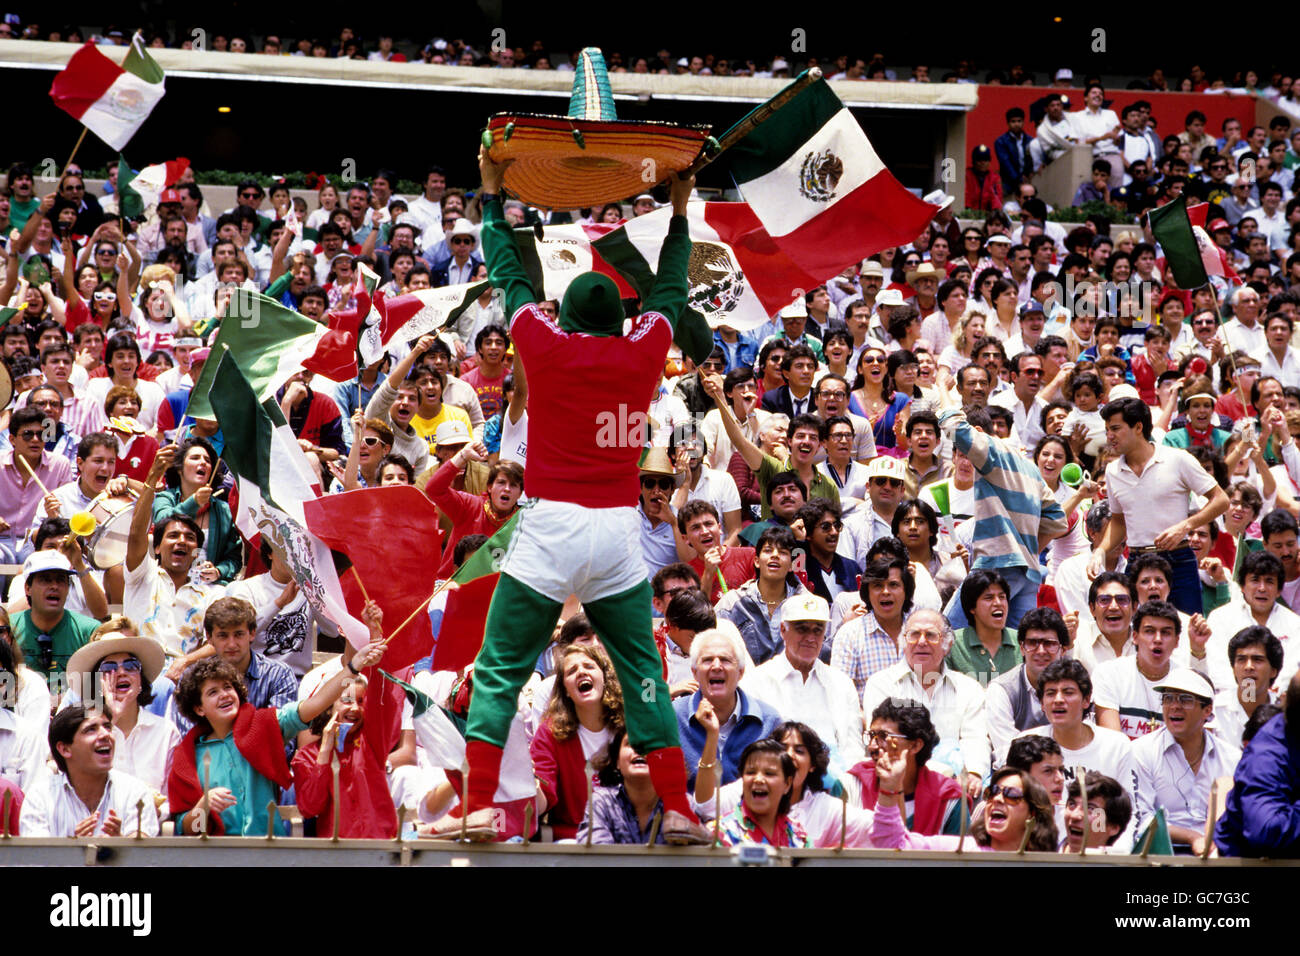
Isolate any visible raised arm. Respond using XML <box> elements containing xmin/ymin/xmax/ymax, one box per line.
<box><xmin>476</xmin><ymin>146</ymin><xmax>536</xmax><ymax>318</ymax></box>
<box><xmin>127</xmin><ymin>445</ymin><xmax>175</xmax><ymax>573</ymax></box>
<box><xmin>643</xmin><ymin>173</ymin><xmax>711</xmax><ymax>365</ymax></box>
<box><xmin>701</xmin><ymin>371</ymin><xmax>764</xmax><ymax>471</ymax></box>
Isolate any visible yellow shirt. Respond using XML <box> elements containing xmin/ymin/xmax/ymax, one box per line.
<box><xmin>411</xmin><ymin>404</ymin><xmax>472</xmax><ymax>456</ymax></box>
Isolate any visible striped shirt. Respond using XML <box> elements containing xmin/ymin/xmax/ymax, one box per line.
<box><xmin>939</xmin><ymin>409</ymin><xmax>1066</xmax><ymax>584</ymax></box>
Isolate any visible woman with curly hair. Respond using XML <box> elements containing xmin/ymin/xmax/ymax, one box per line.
<box><xmin>697</xmin><ymin>721</ymin><xmax>876</xmax><ymax>847</ymax></box>
<box><xmin>871</xmin><ymin>755</ymin><xmax>1058</xmax><ymax>852</ymax></box>
<box><xmin>529</xmin><ymin>643</ymin><xmax>625</xmax><ymax>840</ymax></box>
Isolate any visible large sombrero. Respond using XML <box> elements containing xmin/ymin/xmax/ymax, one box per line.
<box><xmin>484</xmin><ymin>47</ymin><xmax>712</xmax><ymax>210</ymax></box>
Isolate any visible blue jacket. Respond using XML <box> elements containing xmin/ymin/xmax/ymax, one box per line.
<box><xmin>713</xmin><ymin>330</ymin><xmax>758</xmax><ymax>373</ymax></box>
<box><xmin>674</xmin><ymin>687</ymin><xmax>783</xmax><ymax>787</ymax></box>
<box><xmin>994</xmin><ymin>130</ymin><xmax>1031</xmax><ymax>195</ymax></box>
<box><xmin>1215</xmin><ymin>714</ymin><xmax>1300</xmax><ymax>857</ymax></box>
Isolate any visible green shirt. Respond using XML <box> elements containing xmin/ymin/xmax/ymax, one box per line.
<box><xmin>756</xmin><ymin>453</ymin><xmax>841</xmax><ymax>519</ymax></box>
<box><xmin>178</xmin><ymin>703</ymin><xmax>309</xmax><ymax>836</ymax></box>
<box><xmin>945</xmin><ymin>627</ymin><xmax>1021</xmax><ymax>684</ymax></box>
<box><xmin>13</xmin><ymin>608</ymin><xmax>101</xmax><ymax>680</ymax></box>
<box><xmin>9</xmin><ymin>196</ymin><xmax>39</xmax><ymax>232</ymax></box>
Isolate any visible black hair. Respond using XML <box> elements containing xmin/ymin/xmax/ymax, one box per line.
<box><xmin>1036</xmin><ymin>658</ymin><xmax>1093</xmax><ymax>704</ymax></box>
<box><xmin>1239</xmin><ymin>550</ymin><xmax>1285</xmax><ymax>590</ymax></box>
<box><xmin>664</xmin><ymin>588</ymin><xmax>716</xmax><ymax>633</ymax></box>
<box><xmin>49</xmin><ymin>704</ymin><xmax>106</xmax><ymax>775</ymax></box>
<box><xmin>1260</xmin><ymin>509</ymin><xmax>1299</xmax><ymax>543</ymax></box>
<box><xmin>771</xmin><ymin>721</ymin><xmax>831</xmax><ymax>794</ymax></box>
<box><xmin>33</xmin><ymin>517</ymin><xmax>73</xmax><ymax>551</ymax></box>
<box><xmin>652</xmin><ymin>563</ymin><xmax>701</xmax><ymax>597</ymax></box>
<box><xmin>1065</xmin><ymin>771</ymin><xmax>1132</xmax><ymax>845</ymax></box>
<box><xmin>453</xmin><ymin>533</ymin><xmax>489</xmax><ymax>568</ymax></box>
<box><xmin>1131</xmin><ymin>599</ymin><xmax>1182</xmax><ymax>638</ymax></box>
<box><xmin>858</xmin><ymin>556</ymin><xmax>916</xmax><ymax>616</ymax></box>
<box><xmin>151</xmin><ymin>513</ymin><xmax>205</xmax><ymax>551</ymax></box>
<box><xmin>765</xmin><ymin>470</ymin><xmax>808</xmax><ymax>507</ymax></box>
<box><xmin>1227</xmin><ymin>625</ymin><xmax>1285</xmax><ymax>674</ymax></box>
<box><xmin>737</xmin><ymin>738</ymin><xmax>797</xmax><ymax>817</ymax></box>
<box><xmin>1005</xmin><ymin>734</ymin><xmax>1062</xmax><ymax>774</ymax></box>
<box><xmin>891</xmin><ymin>498</ymin><xmax>938</xmax><ymax>551</ymax></box>
<box><xmin>1017</xmin><ymin>607</ymin><xmax>1069</xmax><ymax>649</ymax></box>
<box><xmin>960</xmin><ymin>568</ymin><xmax>1010</xmax><ymax>622</ymax></box>
<box><xmin>473</xmin><ymin>323</ymin><xmax>510</xmax><ymax>354</ymax></box>
<box><xmin>870</xmin><ymin>698</ymin><xmax>940</xmax><ymax>768</ymax></box>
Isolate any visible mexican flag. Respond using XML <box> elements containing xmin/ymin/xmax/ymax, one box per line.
<box><xmin>429</xmin><ymin>513</ymin><xmax>520</xmax><ymax>672</ymax></box>
<box><xmin>0</xmin><ymin>305</ymin><xmax>26</xmax><ymax>329</ymax></box>
<box><xmin>303</xmin><ymin>486</ymin><xmax>445</xmax><ymax>671</ymax></box>
<box><xmin>1147</xmin><ymin>196</ymin><xmax>1210</xmax><ymax>289</ymax></box>
<box><xmin>510</xmin><ymin>221</ymin><xmax>635</xmax><ymax>303</ymax></box>
<box><xmin>360</xmin><ymin>281</ymin><xmax>489</xmax><ymax>365</ymax></box>
<box><xmin>126</xmin><ymin>156</ymin><xmax>188</xmax><ymax>210</ymax></box>
<box><xmin>49</xmin><ymin>35</ymin><xmax>165</xmax><ymax>150</ymax></box>
<box><xmin>380</xmin><ymin>670</ymin><xmax>535</xmax><ymax>803</ymax></box>
<box><xmin>1185</xmin><ymin>201</ymin><xmax>1240</xmax><ymax>283</ymax></box>
<box><xmin>593</xmin><ymin>202</ymin><xmax>830</xmax><ymax>332</ymax></box>
<box><xmin>723</xmin><ymin>75</ymin><xmax>941</xmax><ymax>279</ymax></box>
<box><xmin>1132</xmin><ymin>807</ymin><xmax>1174</xmax><ymax>856</ymax></box>
<box><xmin>207</xmin><ymin>349</ymin><xmax>370</xmax><ymax>647</ymax></box>
<box><xmin>185</xmin><ymin>289</ymin><xmax>357</xmax><ymax>421</ymax></box>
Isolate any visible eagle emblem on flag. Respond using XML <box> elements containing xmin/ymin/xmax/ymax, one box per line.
<box><xmin>798</xmin><ymin>149</ymin><xmax>844</xmax><ymax>203</ymax></box>
<box><xmin>687</xmin><ymin>241</ymin><xmax>746</xmax><ymax>318</ymax></box>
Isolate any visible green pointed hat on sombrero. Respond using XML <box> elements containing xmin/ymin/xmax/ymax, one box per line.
<box><xmin>484</xmin><ymin>47</ymin><xmax>710</xmax><ymax>210</ymax></box>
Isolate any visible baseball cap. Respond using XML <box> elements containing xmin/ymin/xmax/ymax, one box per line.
<box><xmin>985</xmin><ymin>233</ymin><xmax>1013</xmax><ymax>245</ymax></box>
<box><xmin>158</xmin><ymin>188</ymin><xmax>183</xmax><ymax>205</ymax></box>
<box><xmin>1208</xmin><ymin>218</ymin><xmax>1231</xmax><ymax>232</ymax></box>
<box><xmin>781</xmin><ymin>593</ymin><xmax>830</xmax><ymax>623</ymax></box>
<box><xmin>860</xmin><ymin>261</ymin><xmax>885</xmax><ymax>278</ymax></box>
<box><xmin>875</xmin><ymin>288</ymin><xmax>905</xmax><ymax>307</ymax></box>
<box><xmin>1055</xmin><ymin>68</ymin><xmax>1074</xmax><ymax>81</ymax></box>
<box><xmin>1106</xmin><ymin>384</ymin><xmax>1141</xmax><ymax>401</ymax></box>
<box><xmin>26</xmin><ymin>551</ymin><xmax>75</xmax><ymax>576</ymax></box>
<box><xmin>1153</xmin><ymin>668</ymin><xmax>1214</xmax><ymax>702</ymax></box>
<box><xmin>864</xmin><ymin>456</ymin><xmax>906</xmax><ymax>482</ymax></box>
<box><xmin>433</xmin><ymin>420</ymin><xmax>471</xmax><ymax>446</ymax></box>
<box><xmin>1019</xmin><ymin>301</ymin><xmax>1044</xmax><ymax>318</ymax></box>
<box><xmin>971</xmin><ymin>144</ymin><xmax>992</xmax><ymax>161</ymax></box>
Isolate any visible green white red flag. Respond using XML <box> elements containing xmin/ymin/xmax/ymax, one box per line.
<box><xmin>360</xmin><ymin>281</ymin><xmax>488</xmax><ymax>365</ymax></box>
<box><xmin>206</xmin><ymin>349</ymin><xmax>370</xmax><ymax>647</ymax></box>
<box><xmin>723</xmin><ymin>74</ymin><xmax>941</xmax><ymax>279</ymax></box>
<box><xmin>49</xmin><ymin>35</ymin><xmax>165</xmax><ymax>150</ymax></box>
<box><xmin>185</xmin><ymin>288</ymin><xmax>357</xmax><ymax>420</ymax></box>
<box><xmin>428</xmin><ymin>513</ymin><xmax>520</xmax><ymax>672</ymax></box>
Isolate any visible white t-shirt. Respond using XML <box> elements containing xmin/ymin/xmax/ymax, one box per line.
<box><xmin>1090</xmin><ymin>657</ymin><xmax>1165</xmax><ymax>741</ymax></box>
<box><xmin>1029</xmin><ymin>722</ymin><xmax>1136</xmax><ymax>791</ymax></box>
<box><xmin>500</xmin><ymin>409</ymin><xmax>528</xmax><ymax>467</ymax></box>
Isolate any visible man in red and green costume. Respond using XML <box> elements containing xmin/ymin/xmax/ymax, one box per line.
<box><xmin>432</xmin><ymin>146</ymin><xmax>713</xmax><ymax>843</ymax></box>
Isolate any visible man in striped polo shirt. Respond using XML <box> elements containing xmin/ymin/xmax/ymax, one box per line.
<box><xmin>934</xmin><ymin>404</ymin><xmax>1067</xmax><ymax>631</ymax></box>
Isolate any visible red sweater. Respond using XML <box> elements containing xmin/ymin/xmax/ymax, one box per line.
<box><xmin>689</xmin><ymin>546</ymin><xmax>757</xmax><ymax>603</ymax></box>
<box><xmin>847</xmin><ymin>759</ymin><xmax>966</xmax><ymax>836</ymax></box>
<box><xmin>530</xmin><ymin>720</ymin><xmax>600</xmax><ymax>841</ymax></box>
<box><xmin>424</xmin><ymin>457</ymin><xmax>515</xmax><ymax>578</ymax></box>
<box><xmin>112</xmin><ymin>433</ymin><xmax>159</xmax><ymax>483</ymax></box>
<box><xmin>292</xmin><ymin>675</ymin><xmax>403</xmax><ymax>839</ymax></box>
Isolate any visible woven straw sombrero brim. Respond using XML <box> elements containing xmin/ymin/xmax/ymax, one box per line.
<box><xmin>486</xmin><ymin>113</ymin><xmax>710</xmax><ymax>210</ymax></box>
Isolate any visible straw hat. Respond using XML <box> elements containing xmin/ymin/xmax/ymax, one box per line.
<box><xmin>905</xmin><ymin>262</ymin><xmax>944</xmax><ymax>284</ymax></box>
<box><xmin>66</xmin><ymin>627</ymin><xmax>166</xmax><ymax>690</ymax></box>
<box><xmin>484</xmin><ymin>47</ymin><xmax>712</xmax><ymax>210</ymax></box>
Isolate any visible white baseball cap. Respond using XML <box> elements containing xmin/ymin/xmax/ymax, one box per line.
<box><xmin>781</xmin><ymin>593</ymin><xmax>830</xmax><ymax>623</ymax></box>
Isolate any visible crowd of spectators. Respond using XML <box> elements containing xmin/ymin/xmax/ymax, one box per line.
<box><xmin>2</xmin><ymin>39</ymin><xmax>1300</xmax><ymax>853</ymax></box>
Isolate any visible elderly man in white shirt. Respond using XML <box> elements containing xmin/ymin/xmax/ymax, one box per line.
<box><xmin>1130</xmin><ymin>669</ymin><xmax>1241</xmax><ymax>854</ymax></box>
<box><xmin>861</xmin><ymin>608</ymin><xmax>988</xmax><ymax>797</ymax></box>
<box><xmin>18</xmin><ymin>705</ymin><xmax>159</xmax><ymax>837</ymax></box>
<box><xmin>742</xmin><ymin>593</ymin><xmax>865</xmax><ymax>770</ymax></box>
<box><xmin>1217</xmin><ymin>286</ymin><xmax>1267</xmax><ymax>358</ymax></box>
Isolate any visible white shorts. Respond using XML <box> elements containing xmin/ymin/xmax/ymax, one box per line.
<box><xmin>499</xmin><ymin>498</ymin><xmax>646</xmax><ymax>605</ymax></box>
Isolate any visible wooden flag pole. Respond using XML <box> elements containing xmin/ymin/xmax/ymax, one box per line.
<box><xmin>683</xmin><ymin>68</ymin><xmax>823</xmax><ymax>177</ymax></box>
<box><xmin>63</xmin><ymin>128</ymin><xmax>88</xmax><ymax>177</ymax></box>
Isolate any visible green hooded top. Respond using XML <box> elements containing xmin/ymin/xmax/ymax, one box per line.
<box><xmin>478</xmin><ymin>196</ymin><xmax>712</xmax><ymax>364</ymax></box>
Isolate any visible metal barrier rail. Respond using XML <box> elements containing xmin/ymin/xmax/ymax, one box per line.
<box><xmin>2</xmin><ymin>837</ymin><xmax>1293</xmax><ymax>867</ymax></box>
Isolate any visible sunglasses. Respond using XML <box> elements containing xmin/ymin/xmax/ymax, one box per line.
<box><xmin>866</xmin><ymin>730</ymin><xmax>910</xmax><ymax>745</ymax></box>
<box><xmin>872</xmin><ymin>477</ymin><xmax>904</xmax><ymax>488</ymax></box>
<box><xmin>98</xmin><ymin>658</ymin><xmax>142</xmax><ymax>674</ymax></box>
<box><xmin>985</xmin><ymin>784</ymin><xmax>1025</xmax><ymax>805</ymax></box>
<box><xmin>17</xmin><ymin>429</ymin><xmax>44</xmax><ymax>441</ymax></box>
<box><xmin>701</xmin><ymin>361</ymin><xmax>725</xmax><ymax>371</ymax></box>
<box><xmin>360</xmin><ymin>435</ymin><xmax>386</xmax><ymax>447</ymax></box>
<box><xmin>239</xmin><ymin>191</ymin><xmax>261</xmax><ymax>199</ymax></box>
<box><xmin>1021</xmin><ymin>637</ymin><xmax>1062</xmax><ymax>651</ymax></box>
<box><xmin>451</xmin><ymin>237</ymin><xmax>474</xmax><ymax>245</ymax></box>
<box><xmin>1094</xmin><ymin>593</ymin><xmax>1131</xmax><ymax>607</ymax></box>
<box><xmin>641</xmin><ymin>476</ymin><xmax>674</xmax><ymax>491</ymax></box>
<box><xmin>861</xmin><ymin>355</ymin><xmax>886</xmax><ymax>365</ymax></box>
<box><xmin>816</xmin><ymin>520</ymin><xmax>843</xmax><ymax>532</ymax></box>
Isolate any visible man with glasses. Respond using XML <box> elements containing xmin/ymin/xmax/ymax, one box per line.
<box><xmin>56</xmin><ymin>173</ymin><xmax>104</xmax><ymax>235</ymax></box>
<box><xmin>11</xmin><ymin>551</ymin><xmax>99</xmax><ymax>683</ymax></box>
<box><xmin>863</xmin><ymin>608</ymin><xmax>988</xmax><ymax>796</ymax></box>
<box><xmin>1176</xmin><ymin>310</ymin><xmax>1227</xmax><ymax>374</ymax></box>
<box><xmin>813</xmin><ymin>375</ymin><xmax>875</xmax><ymax>464</ymax></box>
<box><xmin>432</xmin><ymin>220</ymin><xmax>482</xmax><ymax>287</ymax></box>
<box><xmin>1</xmin><ymin>408</ymin><xmax>75</xmax><ymax>564</ymax></box>
<box><xmin>673</xmin><ymin>348</ymin><xmax>724</xmax><ymax>419</ymax></box>
<box><xmin>1131</xmin><ymin>668</ymin><xmax>1240</xmax><ymax>853</ymax></box>
<box><xmin>840</xmin><ymin>455</ymin><xmax>906</xmax><ymax>563</ymax></box>
<box><xmin>651</xmin><ymin>563</ymin><xmax>701</xmax><ymax>623</ymax></box>
<box><xmin>745</xmin><ymin>593</ymin><xmax>864</xmax><ymax>770</ymax></box>
<box><xmin>991</xmin><ymin>352</ymin><xmax>1047</xmax><ymax>450</ymax></box>
<box><xmin>844</xmin><ymin>697</ymin><xmax>967</xmax><ymax>835</ymax></box>
<box><xmin>792</xmin><ymin>499</ymin><xmax>858</xmax><ymax>606</ymax></box>
<box><xmin>639</xmin><ymin>451</ymin><xmax>684</xmax><ymax>580</ymax></box>
<box><xmin>1</xmin><ymin>386</ymin><xmax>78</xmax><ymax>464</ymax></box>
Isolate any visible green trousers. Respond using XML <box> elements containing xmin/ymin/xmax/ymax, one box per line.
<box><xmin>466</xmin><ymin>573</ymin><xmax>680</xmax><ymax>756</ymax></box>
